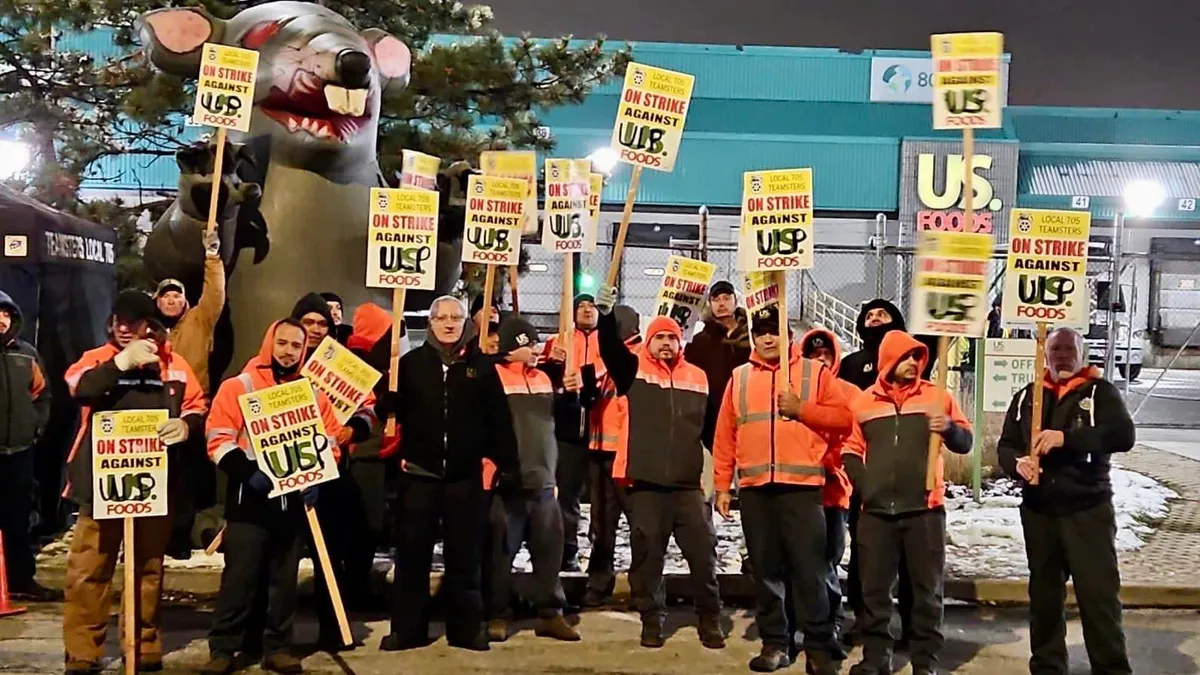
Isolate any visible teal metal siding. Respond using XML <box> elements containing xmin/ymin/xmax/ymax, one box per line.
<box><xmin>1017</xmin><ymin>155</ymin><xmax>1200</xmax><ymax>221</ymax></box>
<box><xmin>1011</xmin><ymin>107</ymin><xmax>1200</xmax><ymax>147</ymax></box>
<box><xmin>549</xmin><ymin>128</ymin><xmax>898</xmax><ymax>210</ymax></box>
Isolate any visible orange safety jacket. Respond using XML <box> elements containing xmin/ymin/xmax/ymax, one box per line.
<box><xmin>588</xmin><ymin>336</ymin><xmax>642</xmax><ymax>453</ymax></box>
<box><xmin>801</xmin><ymin>328</ymin><xmax>860</xmax><ymax>509</ymax></box>
<box><xmin>712</xmin><ymin>343</ymin><xmax>853</xmax><ymax>493</ymax></box>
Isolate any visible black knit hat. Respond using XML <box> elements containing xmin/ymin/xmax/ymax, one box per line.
<box><xmin>709</xmin><ymin>280</ymin><xmax>736</xmax><ymax>299</ymax></box>
<box><xmin>290</xmin><ymin>292</ymin><xmax>334</xmax><ymax>328</ymax></box>
<box><xmin>801</xmin><ymin>332</ymin><xmax>831</xmax><ymax>356</ymax></box>
<box><xmin>497</xmin><ymin>316</ymin><xmax>539</xmax><ymax>355</ymax></box>
<box><xmin>750</xmin><ymin>304</ymin><xmax>781</xmax><ymax>336</ymax></box>
<box><xmin>319</xmin><ymin>292</ymin><xmax>343</xmax><ymax>307</ymax></box>
<box><xmin>574</xmin><ymin>293</ymin><xmax>596</xmax><ymax>308</ymax></box>
<box><xmin>112</xmin><ymin>290</ymin><xmax>156</xmax><ymax>325</ymax></box>
<box><xmin>470</xmin><ymin>294</ymin><xmax>501</xmax><ymax>324</ymax></box>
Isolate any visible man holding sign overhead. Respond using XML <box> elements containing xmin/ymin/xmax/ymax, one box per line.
<box><xmin>202</xmin><ymin>319</ymin><xmax>342</xmax><ymax>675</ymax></box>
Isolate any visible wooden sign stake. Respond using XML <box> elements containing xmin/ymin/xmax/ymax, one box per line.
<box><xmin>479</xmin><ymin>265</ymin><xmax>497</xmax><ymax>350</ymax></box>
<box><xmin>776</xmin><ymin>271</ymin><xmax>790</xmax><ymax>391</ymax></box>
<box><xmin>604</xmin><ymin>165</ymin><xmax>643</xmax><ymax>288</ymax></box>
<box><xmin>1029</xmin><ymin>321</ymin><xmax>1048</xmax><ymax>484</ymax></box>
<box><xmin>508</xmin><ymin>265</ymin><xmax>521</xmax><ymax>315</ymax></box>
<box><xmin>122</xmin><ymin>517</ymin><xmax>136</xmax><ymax>675</ymax></box>
<box><xmin>926</xmin><ymin>127</ymin><xmax>975</xmax><ymax>491</ymax></box>
<box><xmin>305</xmin><ymin>505</ymin><xmax>352</xmax><ymax>646</ymax></box>
<box><xmin>204</xmin><ymin>128</ymin><xmax>228</xmax><ymax>236</ymax></box>
<box><xmin>561</xmin><ymin>253</ymin><xmax>576</xmax><ymax>373</ymax></box>
<box><xmin>384</xmin><ymin>287</ymin><xmax>406</xmax><ymax>437</ymax></box>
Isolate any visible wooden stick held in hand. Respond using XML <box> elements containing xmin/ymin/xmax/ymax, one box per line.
<box><xmin>925</xmin><ymin>335</ymin><xmax>950</xmax><ymax>491</ymax></box>
<box><xmin>384</xmin><ymin>287</ymin><xmax>406</xmax><ymax>437</ymax></box>
<box><xmin>604</xmin><ymin>165</ymin><xmax>643</xmax><ymax>289</ymax></box>
<box><xmin>204</xmin><ymin>128</ymin><xmax>228</xmax><ymax>236</ymax></box>
<box><xmin>1029</xmin><ymin>321</ymin><xmax>1048</xmax><ymax>485</ymax></box>
<box><xmin>122</xmin><ymin>517</ymin><xmax>136</xmax><ymax>675</ymax></box>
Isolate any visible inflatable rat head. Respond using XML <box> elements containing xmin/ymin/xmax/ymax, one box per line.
<box><xmin>137</xmin><ymin>1</ymin><xmax>411</xmax><ymax>180</ymax></box>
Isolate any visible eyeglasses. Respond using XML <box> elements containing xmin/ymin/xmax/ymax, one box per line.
<box><xmin>430</xmin><ymin>314</ymin><xmax>466</xmax><ymax>323</ymax></box>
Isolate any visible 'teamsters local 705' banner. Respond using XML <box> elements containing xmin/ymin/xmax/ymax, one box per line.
<box><xmin>367</xmin><ymin>187</ymin><xmax>440</xmax><ymax>289</ymax></box>
<box><xmin>654</xmin><ymin>255</ymin><xmax>715</xmax><ymax>334</ymax></box>
<box><xmin>462</xmin><ymin>175</ymin><xmax>524</xmax><ymax>266</ymax></box>
<box><xmin>738</xmin><ymin>168</ymin><xmax>814</xmax><ymax>271</ymax></box>
<box><xmin>610</xmin><ymin>63</ymin><xmax>694</xmax><ymax>172</ymax></box>
<box><xmin>238</xmin><ymin>380</ymin><xmax>339</xmax><ymax>498</ymax></box>
<box><xmin>909</xmin><ymin>230</ymin><xmax>993</xmax><ymax>336</ymax></box>
<box><xmin>301</xmin><ymin>337</ymin><xmax>382</xmax><ymax>426</ymax></box>
<box><xmin>92</xmin><ymin>410</ymin><xmax>170</xmax><ymax>520</ymax></box>
<box><xmin>1002</xmin><ymin>208</ymin><xmax>1092</xmax><ymax>327</ymax></box>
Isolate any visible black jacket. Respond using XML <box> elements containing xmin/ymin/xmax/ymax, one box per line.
<box><xmin>683</xmin><ymin>307</ymin><xmax>751</xmax><ymax>448</ymax></box>
<box><xmin>839</xmin><ymin>299</ymin><xmax>938</xmax><ymax>391</ymax></box>
<box><xmin>392</xmin><ymin>340</ymin><xmax>519</xmax><ymax>482</ymax></box>
<box><xmin>997</xmin><ymin>369</ymin><xmax>1135</xmax><ymax>515</ymax></box>
<box><xmin>0</xmin><ymin>292</ymin><xmax>50</xmax><ymax>454</ymax></box>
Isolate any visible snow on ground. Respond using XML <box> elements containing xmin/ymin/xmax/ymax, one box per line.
<box><xmin>37</xmin><ymin>468</ymin><xmax>1175</xmax><ymax>582</ymax></box>
<box><xmin>945</xmin><ymin>468</ymin><xmax>1176</xmax><ymax>580</ymax></box>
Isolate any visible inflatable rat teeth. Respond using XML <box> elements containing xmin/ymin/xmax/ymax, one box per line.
<box><xmin>137</xmin><ymin>1</ymin><xmax>463</xmax><ymax>378</ymax></box>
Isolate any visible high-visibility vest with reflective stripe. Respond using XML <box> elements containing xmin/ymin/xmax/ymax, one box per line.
<box><xmin>728</xmin><ymin>355</ymin><xmax>828</xmax><ymax>489</ymax></box>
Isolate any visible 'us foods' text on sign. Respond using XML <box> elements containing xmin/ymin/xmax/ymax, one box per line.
<box><xmin>909</xmin><ymin>230</ymin><xmax>994</xmax><ymax>336</ymax></box>
<box><xmin>930</xmin><ymin>32</ymin><xmax>1003</xmax><ymax>130</ymax></box>
<box><xmin>92</xmin><ymin>410</ymin><xmax>170</xmax><ymax>520</ymax></box>
<box><xmin>610</xmin><ymin>63</ymin><xmax>695</xmax><ymax>172</ymax></box>
<box><xmin>738</xmin><ymin>168</ymin><xmax>814</xmax><ymax>271</ymax></box>
<box><xmin>301</xmin><ymin>337</ymin><xmax>382</xmax><ymax>426</ymax></box>
<box><xmin>542</xmin><ymin>159</ymin><xmax>593</xmax><ymax>253</ymax></box>
<box><xmin>462</xmin><ymin>175</ymin><xmax>525</xmax><ymax>266</ymax></box>
<box><xmin>400</xmin><ymin>150</ymin><xmax>440</xmax><ymax>191</ymax></box>
<box><xmin>655</xmin><ymin>255</ymin><xmax>716</xmax><ymax>334</ymax></box>
<box><xmin>367</xmin><ymin>187</ymin><xmax>440</xmax><ymax>290</ymax></box>
<box><xmin>481</xmin><ymin>150</ymin><xmax>538</xmax><ymax>234</ymax></box>
<box><xmin>1002</xmin><ymin>208</ymin><xmax>1092</xmax><ymax>327</ymax></box>
<box><xmin>238</xmin><ymin>380</ymin><xmax>339</xmax><ymax>498</ymax></box>
<box><xmin>193</xmin><ymin>43</ymin><xmax>259</xmax><ymax>132</ymax></box>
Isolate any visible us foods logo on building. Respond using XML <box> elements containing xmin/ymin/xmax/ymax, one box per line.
<box><xmin>899</xmin><ymin>139</ymin><xmax>1019</xmax><ymax>243</ymax></box>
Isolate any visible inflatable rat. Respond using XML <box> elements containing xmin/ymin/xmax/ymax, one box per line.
<box><xmin>137</xmin><ymin>1</ymin><xmax>463</xmax><ymax>373</ymax></box>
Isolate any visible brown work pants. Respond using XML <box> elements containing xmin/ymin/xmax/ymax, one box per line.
<box><xmin>63</xmin><ymin>514</ymin><xmax>173</xmax><ymax>664</ymax></box>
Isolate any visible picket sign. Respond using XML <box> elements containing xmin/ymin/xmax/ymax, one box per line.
<box><xmin>925</xmin><ymin>128</ymin><xmax>975</xmax><ymax>491</ymax></box>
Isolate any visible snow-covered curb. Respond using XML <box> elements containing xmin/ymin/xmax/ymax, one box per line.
<box><xmin>37</xmin><ymin>468</ymin><xmax>1175</xmax><ymax>582</ymax></box>
<box><xmin>945</xmin><ymin>468</ymin><xmax>1176</xmax><ymax>580</ymax></box>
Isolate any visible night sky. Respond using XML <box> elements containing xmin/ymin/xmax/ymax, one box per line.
<box><xmin>486</xmin><ymin>0</ymin><xmax>1200</xmax><ymax>110</ymax></box>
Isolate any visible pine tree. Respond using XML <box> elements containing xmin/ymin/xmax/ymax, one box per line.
<box><xmin>0</xmin><ymin>0</ymin><xmax>630</xmax><ymax>287</ymax></box>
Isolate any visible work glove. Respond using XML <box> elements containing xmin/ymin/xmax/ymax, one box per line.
<box><xmin>114</xmin><ymin>339</ymin><xmax>159</xmax><ymax>372</ymax></box>
<box><xmin>157</xmin><ymin>418</ymin><xmax>189</xmax><ymax>445</ymax></box>
<box><xmin>203</xmin><ymin>228</ymin><xmax>220</xmax><ymax>259</ymax></box>
<box><xmin>302</xmin><ymin>485</ymin><xmax>320</xmax><ymax>507</ymax></box>
<box><xmin>594</xmin><ymin>284</ymin><xmax>618</xmax><ymax>316</ymax></box>
<box><xmin>246</xmin><ymin>470</ymin><xmax>273</xmax><ymax>494</ymax></box>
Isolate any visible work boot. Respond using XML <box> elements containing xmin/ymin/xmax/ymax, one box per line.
<box><xmin>749</xmin><ymin>644</ymin><xmax>792</xmax><ymax>672</ymax></box>
<box><xmin>805</xmin><ymin>650</ymin><xmax>839</xmax><ymax>675</ymax></box>
<box><xmin>535</xmin><ymin>615</ymin><xmax>582</xmax><ymax>641</ymax></box>
<box><xmin>580</xmin><ymin>589</ymin><xmax>607</xmax><ymax>608</ymax></box>
<box><xmin>261</xmin><ymin>651</ymin><xmax>304</xmax><ymax>674</ymax></box>
<box><xmin>63</xmin><ymin>660</ymin><xmax>102</xmax><ymax>675</ymax></box>
<box><xmin>561</xmin><ymin>556</ymin><xmax>582</xmax><ymax>573</ymax></box>
<box><xmin>379</xmin><ymin>633</ymin><xmax>433</xmax><ymax>651</ymax></box>
<box><xmin>197</xmin><ymin>653</ymin><xmax>234</xmax><ymax>675</ymax></box>
<box><xmin>697</xmin><ymin>613</ymin><xmax>726</xmax><ymax>649</ymax></box>
<box><xmin>448</xmin><ymin>632</ymin><xmax>491</xmax><ymax>652</ymax></box>
<box><xmin>11</xmin><ymin>579</ymin><xmax>63</xmax><ymax>601</ymax></box>
<box><xmin>487</xmin><ymin>618</ymin><xmax>509</xmax><ymax>643</ymax></box>
<box><xmin>640</xmin><ymin>617</ymin><xmax>665</xmax><ymax>649</ymax></box>
<box><xmin>848</xmin><ymin>658</ymin><xmax>892</xmax><ymax>675</ymax></box>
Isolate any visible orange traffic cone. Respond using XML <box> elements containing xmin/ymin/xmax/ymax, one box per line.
<box><xmin>0</xmin><ymin>531</ymin><xmax>27</xmax><ymax>617</ymax></box>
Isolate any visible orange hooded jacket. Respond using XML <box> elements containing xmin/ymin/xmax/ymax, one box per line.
<box><xmin>800</xmin><ymin>328</ymin><xmax>860</xmax><ymax>509</ymax></box>
<box><xmin>712</xmin><ymin>342</ymin><xmax>852</xmax><ymax>494</ymax></box>
<box><xmin>206</xmin><ymin>321</ymin><xmax>343</xmax><ymax>491</ymax></box>
<box><xmin>842</xmin><ymin>331</ymin><xmax>971</xmax><ymax>513</ymax></box>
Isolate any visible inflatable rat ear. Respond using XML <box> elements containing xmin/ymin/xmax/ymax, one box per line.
<box><xmin>361</xmin><ymin>28</ymin><xmax>412</xmax><ymax>98</ymax></box>
<box><xmin>137</xmin><ymin>6</ymin><xmax>227</xmax><ymax>77</ymax></box>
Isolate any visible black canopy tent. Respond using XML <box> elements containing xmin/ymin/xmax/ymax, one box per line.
<box><xmin>0</xmin><ymin>185</ymin><xmax>117</xmax><ymax>529</ymax></box>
